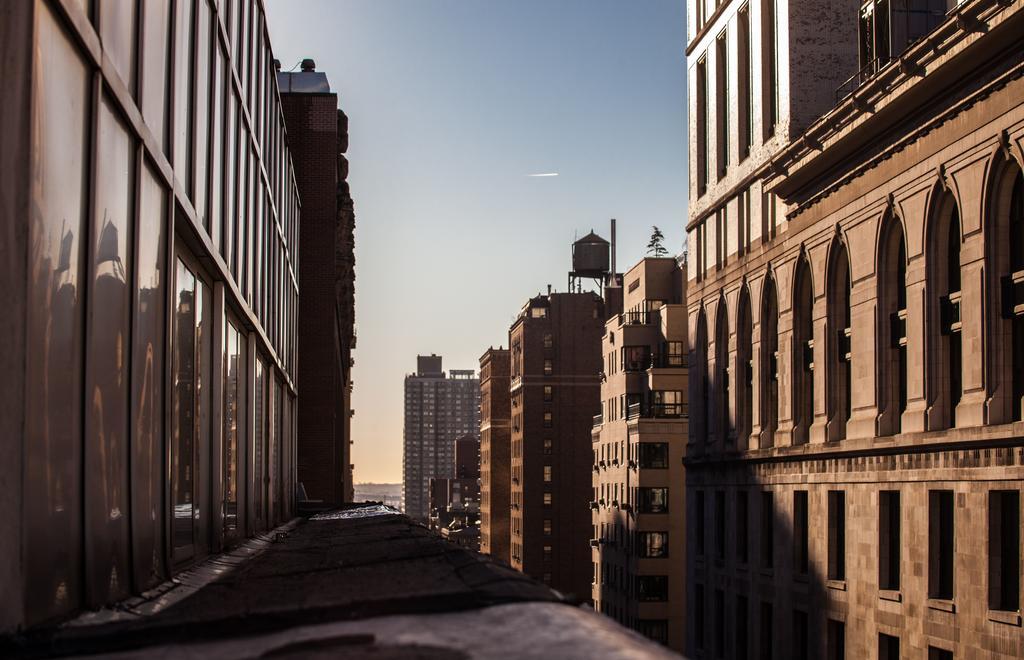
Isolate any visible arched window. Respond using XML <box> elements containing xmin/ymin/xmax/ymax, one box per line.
<box><xmin>792</xmin><ymin>256</ymin><xmax>814</xmax><ymax>445</ymax></box>
<box><xmin>715</xmin><ymin>297</ymin><xmax>731</xmax><ymax>445</ymax></box>
<box><xmin>737</xmin><ymin>286</ymin><xmax>753</xmax><ymax>448</ymax></box>
<box><xmin>760</xmin><ymin>274</ymin><xmax>779</xmax><ymax>447</ymax></box>
<box><xmin>692</xmin><ymin>309</ymin><xmax>709</xmax><ymax>446</ymax></box>
<box><xmin>988</xmin><ymin>158</ymin><xmax>1024</xmax><ymax>423</ymax></box>
<box><xmin>927</xmin><ymin>189</ymin><xmax>962</xmax><ymax>430</ymax></box>
<box><xmin>826</xmin><ymin>241</ymin><xmax>852</xmax><ymax>442</ymax></box>
<box><xmin>878</xmin><ymin>214</ymin><xmax>907</xmax><ymax>436</ymax></box>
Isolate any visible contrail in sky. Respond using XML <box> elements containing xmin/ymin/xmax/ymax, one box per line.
<box><xmin>526</xmin><ymin>172</ymin><xmax>559</xmax><ymax>177</ymax></box>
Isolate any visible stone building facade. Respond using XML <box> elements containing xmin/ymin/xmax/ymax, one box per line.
<box><xmin>591</xmin><ymin>257</ymin><xmax>689</xmax><ymax>651</ymax></box>
<box><xmin>279</xmin><ymin>63</ymin><xmax>357</xmax><ymax>507</ymax></box>
<box><xmin>685</xmin><ymin>0</ymin><xmax>1024</xmax><ymax>658</ymax></box>
<box><xmin>480</xmin><ymin>347</ymin><xmax>512</xmax><ymax>563</ymax></box>
<box><xmin>509</xmin><ymin>292</ymin><xmax>604</xmax><ymax>600</ymax></box>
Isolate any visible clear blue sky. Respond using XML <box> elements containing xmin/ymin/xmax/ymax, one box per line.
<box><xmin>265</xmin><ymin>0</ymin><xmax>688</xmax><ymax>483</ymax></box>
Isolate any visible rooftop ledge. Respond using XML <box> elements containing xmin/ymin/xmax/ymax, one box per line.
<box><xmin>2</xmin><ymin>504</ymin><xmax>681</xmax><ymax>659</ymax></box>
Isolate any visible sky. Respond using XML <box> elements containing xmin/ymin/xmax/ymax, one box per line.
<box><xmin>265</xmin><ymin>0</ymin><xmax>689</xmax><ymax>484</ymax></box>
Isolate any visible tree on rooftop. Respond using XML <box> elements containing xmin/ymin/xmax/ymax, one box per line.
<box><xmin>647</xmin><ymin>226</ymin><xmax>667</xmax><ymax>258</ymax></box>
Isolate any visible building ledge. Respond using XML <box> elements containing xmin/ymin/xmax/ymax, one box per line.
<box><xmin>2</xmin><ymin>505</ymin><xmax>682</xmax><ymax>658</ymax></box>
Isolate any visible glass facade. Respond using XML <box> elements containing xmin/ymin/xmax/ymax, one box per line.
<box><xmin>16</xmin><ymin>0</ymin><xmax>300</xmax><ymax>626</ymax></box>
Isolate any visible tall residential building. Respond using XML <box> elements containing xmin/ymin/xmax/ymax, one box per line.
<box><xmin>509</xmin><ymin>292</ymin><xmax>604</xmax><ymax>599</ymax></box>
<box><xmin>1</xmin><ymin>0</ymin><xmax>301</xmax><ymax>631</ymax></box>
<box><xmin>403</xmin><ymin>355</ymin><xmax>480</xmax><ymax>521</ymax></box>
<box><xmin>592</xmin><ymin>257</ymin><xmax>689</xmax><ymax>651</ymax></box>
<box><xmin>480</xmin><ymin>347</ymin><xmax>512</xmax><ymax>563</ymax></box>
<box><xmin>686</xmin><ymin>1</ymin><xmax>1024</xmax><ymax>658</ymax></box>
<box><xmin>429</xmin><ymin>434</ymin><xmax>482</xmax><ymax>549</ymax></box>
<box><xmin>279</xmin><ymin>60</ymin><xmax>357</xmax><ymax>507</ymax></box>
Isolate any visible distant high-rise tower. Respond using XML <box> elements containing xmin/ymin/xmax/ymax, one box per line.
<box><xmin>402</xmin><ymin>355</ymin><xmax>480</xmax><ymax>521</ymax></box>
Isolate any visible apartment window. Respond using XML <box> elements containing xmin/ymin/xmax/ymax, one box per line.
<box><xmin>793</xmin><ymin>257</ymin><xmax>815</xmax><ymax>445</ymax></box>
<box><xmin>928</xmin><ymin>647</ymin><xmax>953</xmax><ymax>660</ymax></box>
<box><xmin>930</xmin><ymin>192</ymin><xmax>963</xmax><ymax>429</ymax></box>
<box><xmin>792</xmin><ymin>610</ymin><xmax>808</xmax><ymax>660</ymax></box>
<box><xmin>697</xmin><ymin>490</ymin><xmax>707</xmax><ymax>557</ymax></box>
<box><xmin>715</xmin><ymin>491</ymin><xmax>727</xmax><ymax>561</ymax></box>
<box><xmin>828</xmin><ymin>491</ymin><xmax>846</xmax><ymax>581</ymax></box>
<box><xmin>878</xmin><ymin>633</ymin><xmax>899</xmax><ymax>660</ymax></box>
<box><xmin>762</xmin><ymin>0</ymin><xmax>778</xmax><ymax>136</ymax></box>
<box><xmin>715</xmin><ymin>301</ymin><xmax>731</xmax><ymax>442</ymax></box>
<box><xmin>827</xmin><ymin>242</ymin><xmax>853</xmax><ymax>441</ymax></box>
<box><xmin>738</xmin><ymin>4</ymin><xmax>752</xmax><ymax>159</ymax></box>
<box><xmin>761</xmin><ymin>275</ymin><xmax>779</xmax><ymax>446</ymax></box>
<box><xmin>543</xmin><ymin>519</ymin><xmax>552</xmax><ymax>535</ymax></box>
<box><xmin>639</xmin><ymin>442</ymin><xmax>669</xmax><ymax>468</ymax></box>
<box><xmin>652</xmin><ymin>390</ymin><xmax>685</xmax><ymax>417</ymax></box>
<box><xmin>736</xmin><ymin>595</ymin><xmax>749</xmax><ymax>659</ymax></box>
<box><xmin>827</xmin><ymin>619</ymin><xmax>845</xmax><ymax>660</ymax></box>
<box><xmin>543</xmin><ymin>385</ymin><xmax>553</xmax><ymax>402</ymax></box>
<box><xmin>695</xmin><ymin>584</ymin><xmax>706</xmax><ymax>651</ymax></box>
<box><xmin>760</xmin><ymin>602</ymin><xmax>773</xmax><ymax>660</ymax></box>
<box><xmin>879</xmin><ymin>491</ymin><xmax>901</xmax><ymax>590</ymax></box>
<box><xmin>737</xmin><ymin>490</ymin><xmax>749</xmax><ymax>564</ymax></box>
<box><xmin>543</xmin><ymin>492</ymin><xmax>552</xmax><ymax>506</ymax></box>
<box><xmin>761</xmin><ymin>491</ymin><xmax>774</xmax><ymax>568</ymax></box>
<box><xmin>738</xmin><ymin>288</ymin><xmax>754</xmax><ymax>446</ymax></box>
<box><xmin>715</xmin><ymin>589</ymin><xmax>726</xmax><ymax>658</ymax></box>
<box><xmin>639</xmin><ymin>532</ymin><xmax>669</xmax><ymax>558</ymax></box>
<box><xmin>666</xmin><ymin>341</ymin><xmax>685</xmax><ymax>366</ymax></box>
<box><xmin>530</xmin><ymin>306</ymin><xmax>547</xmax><ymax>318</ymax></box>
<box><xmin>623</xmin><ymin>345</ymin><xmax>651</xmax><ymax>371</ymax></box>
<box><xmin>715</xmin><ymin>30</ymin><xmax>729</xmax><ymax>178</ymax></box>
<box><xmin>543</xmin><ymin>465</ymin><xmax>552</xmax><ymax>482</ymax></box>
<box><xmin>543</xmin><ymin>544</ymin><xmax>552</xmax><ymax>561</ymax></box>
<box><xmin>717</xmin><ymin>207</ymin><xmax>728</xmax><ymax>268</ymax></box>
<box><xmin>989</xmin><ymin>490</ymin><xmax>1020</xmax><ymax>611</ymax></box>
<box><xmin>543</xmin><ymin>438</ymin><xmax>553</xmax><ymax>455</ymax></box>
<box><xmin>543</xmin><ymin>411</ymin><xmax>553</xmax><ymax>428</ymax></box>
<box><xmin>639</xmin><ymin>487</ymin><xmax>669</xmax><ymax>514</ymax></box>
<box><xmin>929</xmin><ymin>490</ymin><xmax>954</xmax><ymax>599</ymax></box>
<box><xmin>879</xmin><ymin>215</ymin><xmax>908</xmax><ymax>435</ymax></box>
<box><xmin>638</xmin><ymin>575</ymin><xmax>669</xmax><ymax>601</ymax></box>
<box><xmin>697</xmin><ymin>55</ymin><xmax>709</xmax><ymax>196</ymax></box>
<box><xmin>794</xmin><ymin>491</ymin><xmax>808</xmax><ymax>575</ymax></box>
<box><xmin>762</xmin><ymin>190</ymin><xmax>778</xmax><ymax>242</ymax></box>
<box><xmin>543</xmin><ymin>333</ymin><xmax>553</xmax><ymax>348</ymax></box>
<box><xmin>543</xmin><ymin>358</ymin><xmax>553</xmax><ymax>375</ymax></box>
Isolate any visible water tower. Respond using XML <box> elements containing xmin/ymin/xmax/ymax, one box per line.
<box><xmin>568</xmin><ymin>227</ymin><xmax>611</xmax><ymax>292</ymax></box>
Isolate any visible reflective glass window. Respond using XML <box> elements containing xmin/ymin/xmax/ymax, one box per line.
<box><xmin>24</xmin><ymin>3</ymin><xmax>91</xmax><ymax>622</ymax></box>
<box><xmin>194</xmin><ymin>0</ymin><xmax>212</xmax><ymax>228</ymax></box>
<box><xmin>140</xmin><ymin>0</ymin><xmax>170</xmax><ymax>152</ymax></box>
<box><xmin>85</xmin><ymin>95</ymin><xmax>135</xmax><ymax>604</ymax></box>
<box><xmin>173</xmin><ymin>0</ymin><xmax>194</xmax><ymax>185</ymax></box>
<box><xmin>131</xmin><ymin>161</ymin><xmax>167</xmax><ymax>588</ymax></box>
<box><xmin>223</xmin><ymin>319</ymin><xmax>245</xmax><ymax>536</ymax></box>
<box><xmin>99</xmin><ymin>0</ymin><xmax>137</xmax><ymax>93</ymax></box>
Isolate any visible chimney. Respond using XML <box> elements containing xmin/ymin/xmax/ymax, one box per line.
<box><xmin>610</xmin><ymin>218</ymin><xmax>617</xmax><ymax>277</ymax></box>
<box><xmin>547</xmin><ymin>284</ymin><xmax>552</xmax><ymax>296</ymax></box>
<box><xmin>301</xmin><ymin>58</ymin><xmax>316</xmax><ymax>72</ymax></box>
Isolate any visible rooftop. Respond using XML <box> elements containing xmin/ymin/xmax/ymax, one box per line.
<box><xmin>3</xmin><ymin>506</ymin><xmax>677</xmax><ymax>659</ymax></box>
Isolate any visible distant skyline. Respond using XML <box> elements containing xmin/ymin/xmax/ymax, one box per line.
<box><xmin>265</xmin><ymin>0</ymin><xmax>688</xmax><ymax>483</ymax></box>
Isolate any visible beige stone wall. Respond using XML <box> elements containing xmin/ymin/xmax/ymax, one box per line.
<box><xmin>684</xmin><ymin>2</ymin><xmax>1024</xmax><ymax>657</ymax></box>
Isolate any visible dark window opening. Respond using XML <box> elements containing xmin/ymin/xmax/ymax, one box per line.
<box><xmin>737</xmin><ymin>490</ymin><xmax>749</xmax><ymax>564</ymax></box>
<box><xmin>794</xmin><ymin>491</ymin><xmax>809</xmax><ymax>574</ymax></box>
<box><xmin>761</xmin><ymin>491</ymin><xmax>774</xmax><ymax>568</ymax></box>
<box><xmin>697</xmin><ymin>490</ymin><xmax>707</xmax><ymax>557</ymax></box>
<box><xmin>988</xmin><ymin>490</ymin><xmax>1020</xmax><ymax>611</ymax></box>
<box><xmin>792</xmin><ymin>610</ymin><xmax>808</xmax><ymax>660</ymax></box>
<box><xmin>878</xmin><ymin>633</ymin><xmax>900</xmax><ymax>660</ymax></box>
<box><xmin>828</xmin><ymin>491</ymin><xmax>846</xmax><ymax>581</ymax></box>
<box><xmin>760</xmin><ymin>602</ymin><xmax>773</xmax><ymax>660</ymax></box>
<box><xmin>879</xmin><ymin>491</ymin><xmax>901</xmax><ymax>590</ymax></box>
<box><xmin>827</xmin><ymin>619</ymin><xmax>845</xmax><ymax>660</ymax></box>
<box><xmin>716</xmin><ymin>490</ymin><xmax>727</xmax><ymax>561</ymax></box>
<box><xmin>929</xmin><ymin>490</ymin><xmax>954</xmax><ymax>599</ymax></box>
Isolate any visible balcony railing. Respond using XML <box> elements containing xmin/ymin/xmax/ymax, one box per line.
<box><xmin>619</xmin><ymin>310</ymin><xmax>661</xmax><ymax>326</ymax></box>
<box><xmin>626</xmin><ymin>402</ymin><xmax>688</xmax><ymax>420</ymax></box>
<box><xmin>835</xmin><ymin>56</ymin><xmax>888</xmax><ymax>102</ymax></box>
<box><xmin>593</xmin><ymin>412</ymin><xmax>603</xmax><ymax>427</ymax></box>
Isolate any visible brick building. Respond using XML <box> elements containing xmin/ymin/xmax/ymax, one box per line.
<box><xmin>279</xmin><ymin>61</ymin><xmax>357</xmax><ymax>507</ymax></box>
<box><xmin>402</xmin><ymin>356</ymin><xmax>480</xmax><ymax>522</ymax></box>
<box><xmin>685</xmin><ymin>0</ymin><xmax>1024</xmax><ymax>658</ymax></box>
<box><xmin>509</xmin><ymin>292</ymin><xmax>604</xmax><ymax>600</ymax></box>
<box><xmin>480</xmin><ymin>347</ymin><xmax>512</xmax><ymax>563</ymax></box>
<box><xmin>592</xmin><ymin>257</ymin><xmax>689</xmax><ymax>651</ymax></box>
